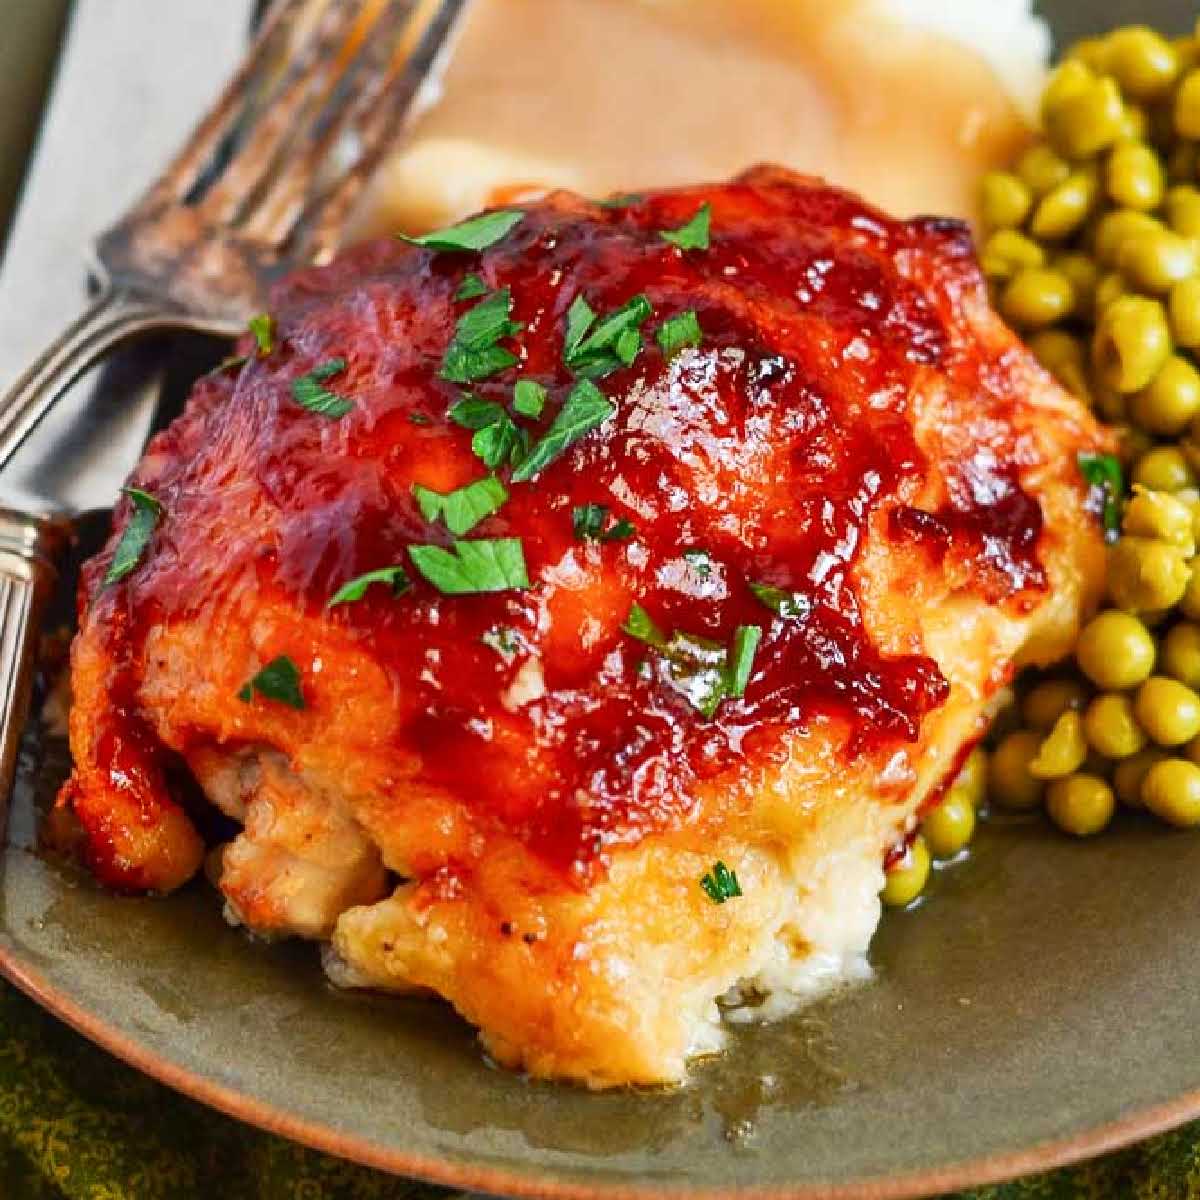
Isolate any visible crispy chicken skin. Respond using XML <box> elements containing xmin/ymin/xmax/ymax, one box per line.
<box><xmin>60</xmin><ymin>168</ymin><xmax>1107</xmax><ymax>1087</ymax></box>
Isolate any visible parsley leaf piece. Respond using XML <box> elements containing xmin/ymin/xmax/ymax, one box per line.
<box><xmin>104</xmin><ymin>488</ymin><xmax>163</xmax><ymax>586</ymax></box>
<box><xmin>413</xmin><ymin>475</ymin><xmax>509</xmax><ymax>536</ymax></box>
<box><xmin>441</xmin><ymin>288</ymin><xmax>523</xmax><ymax>384</ymax></box>
<box><xmin>513</xmin><ymin>379</ymin><xmax>547</xmax><ymax>418</ymax></box>
<box><xmin>447</xmin><ymin>395</ymin><xmax>527</xmax><ymax>469</ymax></box>
<box><xmin>482</xmin><ymin>625</ymin><xmax>520</xmax><ymax>660</ymax></box>
<box><xmin>700</xmin><ymin>860</ymin><xmax>742</xmax><ymax>904</ymax></box>
<box><xmin>623</xmin><ymin>603</ymin><xmax>762</xmax><ymax>717</ymax></box>
<box><xmin>1077</xmin><ymin>451</ymin><xmax>1125</xmax><ymax>538</ymax></box>
<box><xmin>248</xmin><ymin>312</ymin><xmax>275</xmax><ymax>356</ymax></box>
<box><xmin>292</xmin><ymin>358</ymin><xmax>353</xmax><ymax>419</ymax></box>
<box><xmin>511</xmin><ymin>379</ymin><xmax>615</xmax><ymax>482</ymax></box>
<box><xmin>237</xmin><ymin>655</ymin><xmax>305</xmax><ymax>709</ymax></box>
<box><xmin>729</xmin><ymin>625</ymin><xmax>761</xmax><ymax>698</ymax></box>
<box><xmin>400</xmin><ymin>209</ymin><xmax>525</xmax><ymax>252</ymax></box>
<box><xmin>622</xmin><ymin>602</ymin><xmax>668</xmax><ymax>648</ymax></box>
<box><xmin>564</xmin><ymin>295</ymin><xmax>597</xmax><ymax>360</ymax></box>
<box><xmin>327</xmin><ymin>566</ymin><xmax>411</xmax><ymax>608</ymax></box>
<box><xmin>595</xmin><ymin>192</ymin><xmax>645</xmax><ymax>209</ymax></box>
<box><xmin>563</xmin><ymin>293</ymin><xmax>653</xmax><ymax>377</ymax></box>
<box><xmin>454</xmin><ymin>273</ymin><xmax>489</xmax><ymax>301</ymax></box>
<box><xmin>660</xmin><ymin>202</ymin><xmax>712</xmax><ymax>251</ymax></box>
<box><xmin>408</xmin><ymin>538</ymin><xmax>530</xmax><ymax>594</ymax></box>
<box><xmin>573</xmin><ymin>503</ymin><xmax>634</xmax><ymax>542</ymax></box>
<box><xmin>657</xmin><ymin>311</ymin><xmax>702</xmax><ymax>359</ymax></box>
<box><xmin>682</xmin><ymin>548</ymin><xmax>712</xmax><ymax>579</ymax></box>
<box><xmin>750</xmin><ymin>581</ymin><xmax>813</xmax><ymax>619</ymax></box>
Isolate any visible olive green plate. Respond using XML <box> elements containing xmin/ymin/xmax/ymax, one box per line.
<box><xmin>5</xmin><ymin>2</ymin><xmax>1200</xmax><ymax>1197</ymax></box>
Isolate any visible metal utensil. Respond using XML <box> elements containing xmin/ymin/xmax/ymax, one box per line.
<box><xmin>0</xmin><ymin>0</ymin><xmax>470</xmax><ymax>813</ymax></box>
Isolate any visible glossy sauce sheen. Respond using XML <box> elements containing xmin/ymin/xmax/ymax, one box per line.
<box><xmin>88</xmin><ymin>172</ymin><xmax>1046</xmax><ymax>880</ymax></box>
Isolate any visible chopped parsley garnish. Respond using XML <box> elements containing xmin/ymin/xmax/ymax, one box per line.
<box><xmin>562</xmin><ymin>293</ymin><xmax>653</xmax><ymax>377</ymax></box>
<box><xmin>682</xmin><ymin>549</ymin><xmax>713</xmax><ymax>579</ymax></box>
<box><xmin>327</xmin><ymin>565</ymin><xmax>411</xmax><ymax>608</ymax></box>
<box><xmin>482</xmin><ymin>625</ymin><xmax>520</xmax><ymax>660</ymax></box>
<box><xmin>622</xmin><ymin>603</ymin><xmax>761</xmax><ymax>717</ymax></box>
<box><xmin>656</xmin><ymin>311</ymin><xmax>702</xmax><ymax>359</ymax></box>
<box><xmin>413</xmin><ymin>475</ymin><xmax>509</xmax><ymax>536</ymax></box>
<box><xmin>700</xmin><ymin>860</ymin><xmax>742</xmax><ymax>904</ymax></box>
<box><xmin>1077</xmin><ymin>451</ymin><xmax>1125</xmax><ymax>538</ymax></box>
<box><xmin>510</xmin><ymin>379</ymin><xmax>614</xmax><ymax>482</ymax></box>
<box><xmin>292</xmin><ymin>358</ymin><xmax>353</xmax><ymax>419</ymax></box>
<box><xmin>660</xmin><ymin>202</ymin><xmax>711</xmax><ymax>251</ymax></box>
<box><xmin>572</xmin><ymin>503</ymin><xmax>635</xmax><ymax>542</ymax></box>
<box><xmin>750</xmin><ymin>581</ymin><xmax>813</xmax><ymax>619</ymax></box>
<box><xmin>400</xmin><ymin>209</ymin><xmax>525</xmax><ymax>252</ymax></box>
<box><xmin>441</xmin><ymin>287</ymin><xmax>523</xmax><ymax>384</ymax></box>
<box><xmin>237</xmin><ymin>655</ymin><xmax>305</xmax><ymax>709</ymax></box>
<box><xmin>104</xmin><ymin>488</ymin><xmax>162</xmax><ymax>585</ymax></box>
<box><xmin>448</xmin><ymin>395</ymin><xmax>527</xmax><ymax>469</ymax></box>
<box><xmin>248</xmin><ymin>312</ymin><xmax>275</xmax><ymax>356</ymax></box>
<box><xmin>408</xmin><ymin>538</ymin><xmax>530</xmax><ymax>594</ymax></box>
<box><xmin>595</xmin><ymin>193</ymin><xmax>645</xmax><ymax>209</ymax></box>
<box><xmin>454</xmin><ymin>273</ymin><xmax>489</xmax><ymax>301</ymax></box>
<box><xmin>513</xmin><ymin>379</ymin><xmax>547</xmax><ymax>418</ymax></box>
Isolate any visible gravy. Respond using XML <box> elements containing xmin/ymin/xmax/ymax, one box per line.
<box><xmin>361</xmin><ymin>0</ymin><xmax>1037</xmax><ymax>235</ymax></box>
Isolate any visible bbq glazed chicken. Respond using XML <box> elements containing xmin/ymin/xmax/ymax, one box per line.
<box><xmin>60</xmin><ymin>167</ymin><xmax>1107</xmax><ymax>1088</ymax></box>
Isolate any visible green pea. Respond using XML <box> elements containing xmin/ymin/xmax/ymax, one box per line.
<box><xmin>1022</xmin><ymin>677</ymin><xmax>1089</xmax><ymax>730</ymax></box>
<box><xmin>1092</xmin><ymin>210</ymin><xmax>1163</xmax><ymax>267</ymax></box>
<box><xmin>980</xmin><ymin>171</ymin><xmax>1033</xmax><ymax>230</ymax></box>
<box><xmin>1107</xmin><ymin>141</ymin><xmax>1165</xmax><ymax>210</ymax></box>
<box><xmin>1075</xmin><ymin>610</ymin><xmax>1157</xmax><ymax>688</ymax></box>
<box><xmin>953</xmin><ymin>747</ymin><xmax>987</xmax><ymax>808</ymax></box>
<box><xmin>1130</xmin><ymin>356</ymin><xmax>1200</xmax><ymax>435</ymax></box>
<box><xmin>1168</xmin><ymin>277</ymin><xmax>1200</xmax><ymax>349</ymax></box>
<box><xmin>1176</xmin><ymin>68</ymin><xmax>1200</xmax><ymax>139</ymax></box>
<box><xmin>1045</xmin><ymin>76</ymin><xmax>1126</xmax><ymax>160</ymax></box>
<box><xmin>1107</xmin><ymin>537</ymin><xmax>1191</xmax><ymax>611</ymax></box>
<box><xmin>1083</xmin><ymin>693</ymin><xmax>1148</xmax><ymax>759</ymax></box>
<box><xmin>1179</xmin><ymin>564</ymin><xmax>1200</xmax><ymax>620</ymax></box>
<box><xmin>1118</xmin><ymin>229</ymin><xmax>1198</xmax><ymax>294</ymax></box>
<box><xmin>1001</xmin><ymin>268</ymin><xmax>1075</xmax><ymax>330</ymax></box>
<box><xmin>1141</xmin><ymin>757</ymin><xmax>1200</xmax><ymax>825</ymax></box>
<box><xmin>1122</xmin><ymin>486</ymin><xmax>1197</xmax><ymax>549</ymax></box>
<box><xmin>988</xmin><ymin>730</ymin><xmax>1046</xmax><ymax>810</ymax></box>
<box><xmin>1162</xmin><ymin>621</ymin><xmax>1200</xmax><ymax>688</ymax></box>
<box><xmin>1029</xmin><ymin>711</ymin><xmax>1088</xmax><ymax>780</ymax></box>
<box><xmin>1166</xmin><ymin>186</ymin><xmax>1200</xmax><ymax>236</ymax></box>
<box><xmin>1134</xmin><ymin>675</ymin><xmax>1200</xmax><ymax>745</ymax></box>
<box><xmin>880</xmin><ymin>836</ymin><xmax>930</xmax><ymax>908</ymax></box>
<box><xmin>1117</xmin><ymin>104</ymin><xmax>1150</xmax><ymax>144</ymax></box>
<box><xmin>1092</xmin><ymin>295</ymin><xmax>1172</xmax><ymax>393</ymax></box>
<box><xmin>1017</xmin><ymin>143</ymin><xmax>1072</xmax><ymax>195</ymax></box>
<box><xmin>1106</xmin><ymin>27</ymin><xmax>1180</xmax><ymax>99</ymax></box>
<box><xmin>922</xmin><ymin>793</ymin><xmax>976</xmax><ymax>859</ymax></box>
<box><xmin>1113</xmin><ymin>746</ymin><xmax>1168</xmax><ymax>807</ymax></box>
<box><xmin>1046</xmin><ymin>774</ymin><xmax>1116</xmax><ymax>836</ymax></box>
<box><xmin>1133</xmin><ymin>446</ymin><xmax>1196</xmax><ymax>491</ymax></box>
<box><xmin>980</xmin><ymin>230</ymin><xmax>1046</xmax><ymax>281</ymax></box>
<box><xmin>1054</xmin><ymin>254</ymin><xmax>1101</xmax><ymax>320</ymax></box>
<box><xmin>1067</xmin><ymin>37</ymin><xmax>1111</xmax><ymax>74</ymax></box>
<box><xmin>1031</xmin><ymin>171</ymin><xmax>1098</xmax><ymax>240</ymax></box>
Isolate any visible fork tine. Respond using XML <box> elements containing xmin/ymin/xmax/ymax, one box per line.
<box><xmin>292</xmin><ymin>0</ymin><xmax>471</xmax><ymax>264</ymax></box>
<box><xmin>194</xmin><ymin>0</ymin><xmax>390</xmax><ymax>229</ymax></box>
<box><xmin>137</xmin><ymin>0</ymin><xmax>312</xmax><ymax>210</ymax></box>
<box><xmin>238</xmin><ymin>0</ymin><xmax>421</xmax><ymax>247</ymax></box>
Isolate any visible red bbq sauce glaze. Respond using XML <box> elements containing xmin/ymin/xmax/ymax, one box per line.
<box><xmin>81</xmin><ymin>169</ymin><xmax>1049</xmax><ymax>883</ymax></box>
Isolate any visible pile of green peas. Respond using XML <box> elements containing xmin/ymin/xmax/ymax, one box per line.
<box><xmin>884</xmin><ymin>23</ymin><xmax>1200</xmax><ymax>909</ymax></box>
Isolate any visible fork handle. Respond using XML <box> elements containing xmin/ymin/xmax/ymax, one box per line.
<box><xmin>0</xmin><ymin>286</ymin><xmax>170</xmax><ymax>471</ymax></box>
<box><xmin>0</xmin><ymin>512</ymin><xmax>69</xmax><ymax>832</ymax></box>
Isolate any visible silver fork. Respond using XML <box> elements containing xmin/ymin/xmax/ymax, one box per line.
<box><xmin>0</xmin><ymin>0</ymin><xmax>469</xmax><ymax>806</ymax></box>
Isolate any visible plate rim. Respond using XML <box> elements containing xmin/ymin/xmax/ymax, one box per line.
<box><xmin>3</xmin><ymin>930</ymin><xmax>1199</xmax><ymax>1200</ymax></box>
